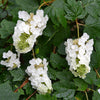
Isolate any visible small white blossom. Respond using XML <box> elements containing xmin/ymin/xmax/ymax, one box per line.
<box><xmin>25</xmin><ymin>58</ymin><xmax>53</xmax><ymax>94</ymax></box>
<box><xmin>0</xmin><ymin>50</ymin><xmax>20</xmax><ymax>70</ymax></box>
<box><xmin>18</xmin><ymin>11</ymin><xmax>30</xmax><ymax>21</ymax></box>
<box><xmin>64</xmin><ymin>33</ymin><xmax>94</xmax><ymax>79</ymax></box>
<box><xmin>30</xmin><ymin>10</ymin><xmax>48</xmax><ymax>35</ymax></box>
<box><xmin>98</xmin><ymin>89</ymin><xmax>100</xmax><ymax>94</ymax></box>
<box><xmin>13</xmin><ymin>10</ymin><xmax>48</xmax><ymax>53</ymax></box>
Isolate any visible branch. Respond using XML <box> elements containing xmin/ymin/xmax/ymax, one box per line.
<box><xmin>53</xmin><ymin>46</ymin><xmax>56</xmax><ymax>54</ymax></box>
<box><xmin>95</xmin><ymin>68</ymin><xmax>100</xmax><ymax>78</ymax></box>
<box><xmin>75</xmin><ymin>19</ymin><xmax>80</xmax><ymax>38</ymax></box>
<box><xmin>14</xmin><ymin>78</ymin><xmax>29</xmax><ymax>93</ymax></box>
<box><xmin>38</xmin><ymin>0</ymin><xmax>55</xmax><ymax>9</ymax></box>
<box><xmin>84</xmin><ymin>91</ymin><xmax>89</xmax><ymax>100</ymax></box>
<box><xmin>32</xmin><ymin>49</ymin><xmax>36</xmax><ymax>59</ymax></box>
<box><xmin>26</xmin><ymin>90</ymin><xmax>37</xmax><ymax>100</ymax></box>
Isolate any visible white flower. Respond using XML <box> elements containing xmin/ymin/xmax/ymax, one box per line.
<box><xmin>98</xmin><ymin>89</ymin><xmax>100</xmax><ymax>94</ymax></box>
<box><xmin>18</xmin><ymin>11</ymin><xmax>30</xmax><ymax>21</ymax></box>
<box><xmin>0</xmin><ymin>50</ymin><xmax>20</xmax><ymax>70</ymax></box>
<box><xmin>13</xmin><ymin>9</ymin><xmax>48</xmax><ymax>54</ymax></box>
<box><xmin>64</xmin><ymin>33</ymin><xmax>94</xmax><ymax>79</ymax></box>
<box><xmin>25</xmin><ymin>58</ymin><xmax>53</xmax><ymax>94</ymax></box>
<box><xmin>30</xmin><ymin>10</ymin><xmax>48</xmax><ymax>36</ymax></box>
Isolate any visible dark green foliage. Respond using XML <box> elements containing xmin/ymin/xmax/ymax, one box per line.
<box><xmin>64</xmin><ymin>0</ymin><xmax>87</xmax><ymax>21</ymax></box>
<box><xmin>50</xmin><ymin>53</ymin><xmax>67</xmax><ymax>69</ymax></box>
<box><xmin>36</xmin><ymin>94</ymin><xmax>57</xmax><ymax>100</ymax></box>
<box><xmin>45</xmin><ymin>0</ymin><xmax>67</xmax><ymax>28</ymax></box>
<box><xmin>10</xmin><ymin>68</ymin><xmax>25</xmax><ymax>81</ymax></box>
<box><xmin>74</xmin><ymin>78</ymin><xmax>88</xmax><ymax>91</ymax></box>
<box><xmin>0</xmin><ymin>0</ymin><xmax>100</xmax><ymax>99</ymax></box>
<box><xmin>92</xmin><ymin>91</ymin><xmax>100</xmax><ymax>100</ymax></box>
<box><xmin>0</xmin><ymin>19</ymin><xmax>15</xmax><ymax>38</ymax></box>
<box><xmin>23</xmin><ymin>82</ymin><xmax>33</xmax><ymax>95</ymax></box>
<box><xmin>0</xmin><ymin>81</ymin><xmax>20</xmax><ymax>100</ymax></box>
<box><xmin>15</xmin><ymin>0</ymin><xmax>39</xmax><ymax>12</ymax></box>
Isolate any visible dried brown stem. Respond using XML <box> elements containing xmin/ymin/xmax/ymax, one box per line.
<box><xmin>95</xmin><ymin>68</ymin><xmax>100</xmax><ymax>78</ymax></box>
<box><xmin>26</xmin><ymin>90</ymin><xmax>37</xmax><ymax>100</ymax></box>
<box><xmin>53</xmin><ymin>46</ymin><xmax>56</xmax><ymax>54</ymax></box>
<box><xmin>14</xmin><ymin>78</ymin><xmax>29</xmax><ymax>93</ymax></box>
<box><xmin>38</xmin><ymin>0</ymin><xmax>55</xmax><ymax>9</ymax></box>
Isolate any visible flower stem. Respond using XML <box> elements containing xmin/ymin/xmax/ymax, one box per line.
<box><xmin>38</xmin><ymin>0</ymin><xmax>55</xmax><ymax>9</ymax></box>
<box><xmin>26</xmin><ymin>90</ymin><xmax>37</xmax><ymax>100</ymax></box>
<box><xmin>14</xmin><ymin>78</ymin><xmax>29</xmax><ymax>93</ymax></box>
<box><xmin>95</xmin><ymin>68</ymin><xmax>100</xmax><ymax>78</ymax></box>
<box><xmin>32</xmin><ymin>49</ymin><xmax>36</xmax><ymax>59</ymax></box>
<box><xmin>78</xmin><ymin>23</ymin><xmax>85</xmax><ymax>26</ymax></box>
<box><xmin>85</xmin><ymin>91</ymin><xmax>89</xmax><ymax>100</ymax></box>
<box><xmin>76</xmin><ymin>19</ymin><xmax>80</xmax><ymax>38</ymax></box>
<box><xmin>53</xmin><ymin>46</ymin><xmax>56</xmax><ymax>54</ymax></box>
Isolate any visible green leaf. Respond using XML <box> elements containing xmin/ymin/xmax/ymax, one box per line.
<box><xmin>84</xmin><ymin>15</ymin><xmax>100</xmax><ymax>38</ymax></box>
<box><xmin>35</xmin><ymin>36</ymin><xmax>52</xmax><ymax>58</ymax></box>
<box><xmin>53</xmin><ymin>88</ymin><xmax>75</xmax><ymax>99</ymax></box>
<box><xmin>0</xmin><ymin>19</ymin><xmax>15</xmax><ymax>38</ymax></box>
<box><xmin>0</xmin><ymin>49</ymin><xmax>6</xmax><ymax>60</ymax></box>
<box><xmin>90</xmin><ymin>51</ymin><xmax>100</xmax><ymax>68</ymax></box>
<box><xmin>64</xmin><ymin>97</ymin><xmax>76</xmax><ymax>100</ymax></box>
<box><xmin>48</xmin><ymin>67</ymin><xmax>57</xmax><ymax>80</ymax></box>
<box><xmin>18</xmin><ymin>88</ymin><xmax>24</xmax><ymax>95</ymax></box>
<box><xmin>56</xmin><ymin>70</ymin><xmax>73</xmax><ymax>81</ymax></box>
<box><xmin>45</xmin><ymin>0</ymin><xmax>67</xmax><ymax>28</ymax></box>
<box><xmin>75</xmin><ymin>92</ymin><xmax>85</xmax><ymax>100</ymax></box>
<box><xmin>90</xmin><ymin>39</ymin><xmax>100</xmax><ymax>68</ymax></box>
<box><xmin>30</xmin><ymin>97</ymin><xmax>36</xmax><ymax>100</ymax></box>
<box><xmin>52</xmin><ymin>26</ymin><xmax>70</xmax><ymax>46</ymax></box>
<box><xmin>94</xmin><ymin>79</ymin><xmax>100</xmax><ymax>87</ymax></box>
<box><xmin>64</xmin><ymin>0</ymin><xmax>87</xmax><ymax>21</ymax></box>
<box><xmin>0</xmin><ymin>10</ymin><xmax>7</xmax><ymax>19</ymax></box>
<box><xmin>53</xmin><ymin>81</ymin><xmax>75</xmax><ymax>91</ymax></box>
<box><xmin>85</xmin><ymin>1</ymin><xmax>100</xmax><ymax>17</ymax></box>
<box><xmin>10</xmin><ymin>68</ymin><xmax>25</xmax><ymax>81</ymax></box>
<box><xmin>57</xmin><ymin>42</ymin><xmax>66</xmax><ymax>55</ymax></box>
<box><xmin>0</xmin><ymin>81</ymin><xmax>20</xmax><ymax>100</ymax></box>
<box><xmin>23</xmin><ymin>82</ymin><xmax>33</xmax><ymax>95</ymax></box>
<box><xmin>81</xmin><ymin>0</ymin><xmax>94</xmax><ymax>7</ymax></box>
<box><xmin>84</xmin><ymin>71</ymin><xmax>96</xmax><ymax>84</ymax></box>
<box><xmin>36</xmin><ymin>94</ymin><xmax>57</xmax><ymax>100</ymax></box>
<box><xmin>53</xmin><ymin>70</ymin><xmax>75</xmax><ymax>91</ymax></box>
<box><xmin>43</xmin><ymin>20</ymin><xmax>55</xmax><ymax>37</ymax></box>
<box><xmin>95</xmin><ymin>38</ymin><xmax>100</xmax><ymax>54</ymax></box>
<box><xmin>74</xmin><ymin>78</ymin><xmax>88</xmax><ymax>91</ymax></box>
<box><xmin>92</xmin><ymin>91</ymin><xmax>100</xmax><ymax>100</ymax></box>
<box><xmin>0</xmin><ymin>71</ymin><xmax>11</xmax><ymax>84</ymax></box>
<box><xmin>15</xmin><ymin>0</ymin><xmax>39</xmax><ymax>12</ymax></box>
<box><xmin>50</xmin><ymin>53</ymin><xmax>67</xmax><ymax>69</ymax></box>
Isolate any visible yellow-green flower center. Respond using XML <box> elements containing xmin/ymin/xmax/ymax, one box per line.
<box><xmin>18</xmin><ymin>33</ymin><xmax>30</xmax><ymax>50</ymax></box>
<box><xmin>76</xmin><ymin>64</ymin><xmax>86</xmax><ymax>76</ymax></box>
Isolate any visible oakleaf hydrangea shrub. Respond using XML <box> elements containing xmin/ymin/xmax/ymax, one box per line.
<box><xmin>0</xmin><ymin>0</ymin><xmax>100</xmax><ymax>100</ymax></box>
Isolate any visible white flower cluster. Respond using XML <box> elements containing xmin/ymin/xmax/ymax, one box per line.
<box><xmin>0</xmin><ymin>50</ymin><xmax>20</xmax><ymax>70</ymax></box>
<box><xmin>25</xmin><ymin>58</ymin><xmax>53</xmax><ymax>94</ymax></box>
<box><xmin>64</xmin><ymin>33</ymin><xmax>94</xmax><ymax>79</ymax></box>
<box><xmin>12</xmin><ymin>10</ymin><xmax>48</xmax><ymax>53</ymax></box>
